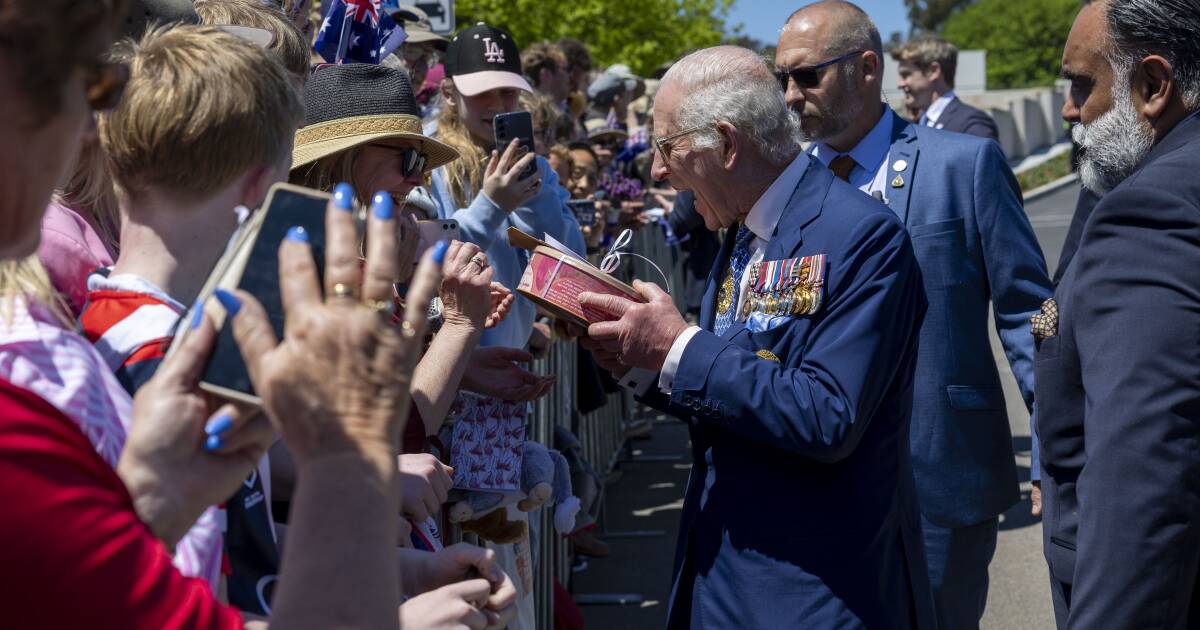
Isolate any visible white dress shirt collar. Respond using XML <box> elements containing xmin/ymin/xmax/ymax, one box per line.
<box><xmin>742</xmin><ymin>151</ymin><xmax>811</xmax><ymax>240</ymax></box>
<box><xmin>924</xmin><ymin>90</ymin><xmax>957</xmax><ymax>125</ymax></box>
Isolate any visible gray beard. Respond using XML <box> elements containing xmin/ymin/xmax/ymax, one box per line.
<box><xmin>1073</xmin><ymin>87</ymin><xmax>1155</xmax><ymax>194</ymax></box>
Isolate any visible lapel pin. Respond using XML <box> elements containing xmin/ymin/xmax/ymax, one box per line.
<box><xmin>892</xmin><ymin>159</ymin><xmax>908</xmax><ymax>172</ymax></box>
<box><xmin>891</xmin><ymin>174</ymin><xmax>905</xmax><ymax>188</ymax></box>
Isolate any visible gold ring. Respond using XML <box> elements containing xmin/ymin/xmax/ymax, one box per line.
<box><xmin>400</xmin><ymin>320</ymin><xmax>417</xmax><ymax>339</ymax></box>
<box><xmin>470</xmin><ymin>255</ymin><xmax>487</xmax><ymax>269</ymax></box>
<box><xmin>331</xmin><ymin>282</ymin><xmax>357</xmax><ymax>300</ymax></box>
<box><xmin>365</xmin><ymin>298</ymin><xmax>395</xmax><ymax>316</ymax></box>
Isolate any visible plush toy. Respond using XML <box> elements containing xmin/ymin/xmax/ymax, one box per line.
<box><xmin>448</xmin><ymin>440</ymin><xmax>562</xmax><ymax>523</ymax></box>
<box><xmin>460</xmin><ymin>509</ymin><xmax>528</xmax><ymax>545</ymax></box>
<box><xmin>549</xmin><ymin>448</ymin><xmax>582</xmax><ymax>534</ymax></box>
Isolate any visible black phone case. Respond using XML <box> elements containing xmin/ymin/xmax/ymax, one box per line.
<box><xmin>494</xmin><ymin>111</ymin><xmax>538</xmax><ymax>179</ymax></box>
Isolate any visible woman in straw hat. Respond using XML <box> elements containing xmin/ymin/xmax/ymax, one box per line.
<box><xmin>287</xmin><ymin>62</ymin><xmax>553</xmax><ymax>521</ymax></box>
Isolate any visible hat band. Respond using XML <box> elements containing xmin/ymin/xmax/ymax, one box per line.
<box><xmin>295</xmin><ymin>114</ymin><xmax>425</xmax><ymax>147</ymax></box>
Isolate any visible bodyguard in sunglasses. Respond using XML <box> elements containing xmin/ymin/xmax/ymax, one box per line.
<box><xmin>777</xmin><ymin>3</ymin><xmax>1053</xmax><ymax>629</ymax></box>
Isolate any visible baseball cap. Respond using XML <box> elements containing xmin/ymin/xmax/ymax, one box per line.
<box><xmin>586</xmin><ymin>72</ymin><xmax>627</xmax><ymax>107</ymax></box>
<box><xmin>444</xmin><ymin>22</ymin><xmax>532</xmax><ymax>97</ymax></box>
<box><xmin>387</xmin><ymin>4</ymin><xmax>449</xmax><ymax>50</ymax></box>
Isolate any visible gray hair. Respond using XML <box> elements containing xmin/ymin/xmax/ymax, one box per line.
<box><xmin>1093</xmin><ymin>0</ymin><xmax>1200</xmax><ymax>109</ymax></box>
<box><xmin>660</xmin><ymin>45</ymin><xmax>803</xmax><ymax>167</ymax></box>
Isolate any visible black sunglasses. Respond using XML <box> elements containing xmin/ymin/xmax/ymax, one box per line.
<box><xmin>84</xmin><ymin>61</ymin><xmax>130</xmax><ymax>111</ymax></box>
<box><xmin>369</xmin><ymin>143</ymin><xmax>428</xmax><ymax>177</ymax></box>
<box><xmin>774</xmin><ymin>50</ymin><xmax>864</xmax><ymax>91</ymax></box>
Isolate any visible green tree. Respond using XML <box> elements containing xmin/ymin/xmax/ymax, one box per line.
<box><xmin>941</xmin><ymin>0</ymin><xmax>1079</xmax><ymax>89</ymax></box>
<box><xmin>455</xmin><ymin>0</ymin><xmax>734</xmax><ymax>77</ymax></box>
<box><xmin>904</xmin><ymin>0</ymin><xmax>974</xmax><ymax>33</ymax></box>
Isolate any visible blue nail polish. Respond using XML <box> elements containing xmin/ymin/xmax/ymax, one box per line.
<box><xmin>285</xmin><ymin>226</ymin><xmax>308</xmax><ymax>242</ymax></box>
<box><xmin>213</xmin><ymin>288</ymin><xmax>241</xmax><ymax>317</ymax></box>
<box><xmin>333</xmin><ymin>182</ymin><xmax>354</xmax><ymax>210</ymax></box>
<box><xmin>372</xmin><ymin>192</ymin><xmax>394</xmax><ymax>220</ymax></box>
<box><xmin>204</xmin><ymin>434</ymin><xmax>225</xmax><ymax>452</ymax></box>
<box><xmin>432</xmin><ymin>239</ymin><xmax>450</xmax><ymax>263</ymax></box>
<box><xmin>205</xmin><ymin>413</ymin><xmax>234</xmax><ymax>436</ymax></box>
<box><xmin>189</xmin><ymin>298</ymin><xmax>204</xmax><ymax>330</ymax></box>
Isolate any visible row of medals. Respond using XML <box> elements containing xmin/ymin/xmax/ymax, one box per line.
<box><xmin>717</xmin><ymin>261</ymin><xmax>817</xmax><ymax>319</ymax></box>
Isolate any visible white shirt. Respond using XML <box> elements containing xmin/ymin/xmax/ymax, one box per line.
<box><xmin>811</xmin><ymin>107</ymin><xmax>893</xmax><ymax>201</ymax></box>
<box><xmin>618</xmin><ymin>152</ymin><xmax>811</xmax><ymax>395</ymax></box>
<box><xmin>923</xmin><ymin>90</ymin><xmax>957</xmax><ymax>127</ymax></box>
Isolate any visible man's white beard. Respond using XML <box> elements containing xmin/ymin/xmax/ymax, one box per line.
<box><xmin>1073</xmin><ymin>82</ymin><xmax>1155</xmax><ymax>195</ymax></box>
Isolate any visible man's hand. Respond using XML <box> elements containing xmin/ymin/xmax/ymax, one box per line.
<box><xmin>1031</xmin><ymin>480</ymin><xmax>1042</xmax><ymax>517</ymax></box>
<box><xmin>578</xmin><ymin>280</ymin><xmax>688</xmax><ymax>372</ymax></box>
<box><xmin>397</xmin><ymin>453</ymin><xmax>453</xmax><ymax>522</ymax></box>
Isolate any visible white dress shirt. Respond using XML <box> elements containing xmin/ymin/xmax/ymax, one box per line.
<box><xmin>922</xmin><ymin>90</ymin><xmax>957</xmax><ymax>127</ymax></box>
<box><xmin>617</xmin><ymin>152</ymin><xmax>812</xmax><ymax>396</ymax></box>
<box><xmin>811</xmin><ymin>107</ymin><xmax>893</xmax><ymax>201</ymax></box>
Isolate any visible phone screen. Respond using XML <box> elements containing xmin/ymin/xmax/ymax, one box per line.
<box><xmin>202</xmin><ymin>187</ymin><xmax>328</xmax><ymax>396</ymax></box>
<box><xmin>493</xmin><ymin>111</ymin><xmax>538</xmax><ymax>179</ymax></box>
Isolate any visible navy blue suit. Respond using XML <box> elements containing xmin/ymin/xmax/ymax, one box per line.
<box><xmin>877</xmin><ymin>112</ymin><xmax>1053</xmax><ymax>628</ymax></box>
<box><xmin>933</xmin><ymin>97</ymin><xmax>1000</xmax><ymax>144</ymax></box>
<box><xmin>1035</xmin><ymin>111</ymin><xmax>1200</xmax><ymax>628</ymax></box>
<box><xmin>642</xmin><ymin>155</ymin><xmax>936</xmax><ymax>628</ymax></box>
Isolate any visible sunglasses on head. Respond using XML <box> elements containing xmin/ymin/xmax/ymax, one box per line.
<box><xmin>369</xmin><ymin>143</ymin><xmax>428</xmax><ymax>177</ymax></box>
<box><xmin>84</xmin><ymin>60</ymin><xmax>129</xmax><ymax>111</ymax></box>
<box><xmin>774</xmin><ymin>50</ymin><xmax>864</xmax><ymax>91</ymax></box>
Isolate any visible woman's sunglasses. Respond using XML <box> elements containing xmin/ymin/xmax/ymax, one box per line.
<box><xmin>369</xmin><ymin>143</ymin><xmax>429</xmax><ymax>177</ymax></box>
<box><xmin>774</xmin><ymin>50</ymin><xmax>864</xmax><ymax>91</ymax></box>
<box><xmin>84</xmin><ymin>61</ymin><xmax>130</xmax><ymax>111</ymax></box>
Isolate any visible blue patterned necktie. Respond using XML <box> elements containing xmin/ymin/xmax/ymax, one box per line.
<box><xmin>714</xmin><ymin>224</ymin><xmax>754</xmax><ymax>336</ymax></box>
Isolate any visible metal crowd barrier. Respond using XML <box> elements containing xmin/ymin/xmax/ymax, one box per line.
<box><xmin>450</xmin><ymin>223</ymin><xmax>690</xmax><ymax>630</ymax></box>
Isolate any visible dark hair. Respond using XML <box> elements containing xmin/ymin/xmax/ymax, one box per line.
<box><xmin>566</xmin><ymin>140</ymin><xmax>598</xmax><ymax>163</ymax></box>
<box><xmin>1094</xmin><ymin>0</ymin><xmax>1200</xmax><ymax>108</ymax></box>
<box><xmin>0</xmin><ymin>0</ymin><xmax>126</xmax><ymax>118</ymax></box>
<box><xmin>558</xmin><ymin>37</ymin><xmax>591</xmax><ymax>73</ymax></box>
<box><xmin>520</xmin><ymin>41</ymin><xmax>565</xmax><ymax>87</ymax></box>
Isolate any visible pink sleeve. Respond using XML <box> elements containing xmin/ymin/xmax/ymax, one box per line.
<box><xmin>38</xmin><ymin>204</ymin><xmax>114</xmax><ymax>315</ymax></box>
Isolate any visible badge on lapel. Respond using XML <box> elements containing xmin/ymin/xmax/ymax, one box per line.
<box><xmin>740</xmin><ymin>253</ymin><xmax>827</xmax><ymax>320</ymax></box>
<box><xmin>1030</xmin><ymin>298</ymin><xmax>1058</xmax><ymax>339</ymax></box>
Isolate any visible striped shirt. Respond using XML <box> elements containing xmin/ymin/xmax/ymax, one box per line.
<box><xmin>77</xmin><ymin>271</ymin><xmax>225</xmax><ymax>591</ymax></box>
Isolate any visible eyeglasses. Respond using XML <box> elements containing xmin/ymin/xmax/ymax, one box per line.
<box><xmin>652</xmin><ymin>124</ymin><xmax>709</xmax><ymax>162</ymax></box>
<box><xmin>774</xmin><ymin>50</ymin><xmax>864</xmax><ymax>91</ymax></box>
<box><xmin>368</xmin><ymin>143</ymin><xmax>428</xmax><ymax>177</ymax></box>
<box><xmin>84</xmin><ymin>61</ymin><xmax>129</xmax><ymax>111</ymax></box>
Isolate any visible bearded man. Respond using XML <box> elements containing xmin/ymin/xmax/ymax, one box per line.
<box><xmin>1034</xmin><ymin>0</ymin><xmax>1200</xmax><ymax>627</ymax></box>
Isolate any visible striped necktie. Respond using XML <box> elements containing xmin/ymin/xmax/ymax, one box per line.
<box><xmin>714</xmin><ymin>225</ymin><xmax>755</xmax><ymax>336</ymax></box>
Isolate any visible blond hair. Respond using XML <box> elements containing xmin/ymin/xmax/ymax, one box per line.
<box><xmin>0</xmin><ymin>257</ymin><xmax>74</xmax><ymax>330</ymax></box>
<box><xmin>56</xmin><ymin>134</ymin><xmax>121</xmax><ymax>252</ymax></box>
<box><xmin>193</xmin><ymin>0</ymin><xmax>311</xmax><ymax>82</ymax></box>
<box><xmin>891</xmin><ymin>37</ymin><xmax>959</xmax><ymax>87</ymax></box>
<box><xmin>101</xmin><ymin>24</ymin><xmax>304</xmax><ymax>201</ymax></box>
<box><xmin>435</xmin><ymin>79</ymin><xmax>489</xmax><ymax>208</ymax></box>
<box><xmin>289</xmin><ymin>145</ymin><xmax>368</xmax><ymax>202</ymax></box>
<box><xmin>520</xmin><ymin>91</ymin><xmax>560</xmax><ymax>135</ymax></box>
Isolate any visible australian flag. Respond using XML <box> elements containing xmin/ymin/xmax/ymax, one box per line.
<box><xmin>314</xmin><ymin>0</ymin><xmax>407</xmax><ymax>64</ymax></box>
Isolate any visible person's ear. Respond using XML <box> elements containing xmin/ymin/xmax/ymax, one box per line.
<box><xmin>439</xmin><ymin>79</ymin><xmax>455</xmax><ymax>104</ymax></box>
<box><xmin>716</xmin><ymin>121</ymin><xmax>738</xmax><ymax>171</ymax></box>
<box><xmin>239</xmin><ymin>164</ymin><xmax>279</xmax><ymax>210</ymax></box>
<box><xmin>861</xmin><ymin>50</ymin><xmax>882</xmax><ymax>86</ymax></box>
<box><xmin>928</xmin><ymin>61</ymin><xmax>942</xmax><ymax>84</ymax></box>
<box><xmin>1135</xmin><ymin>55</ymin><xmax>1173</xmax><ymax>121</ymax></box>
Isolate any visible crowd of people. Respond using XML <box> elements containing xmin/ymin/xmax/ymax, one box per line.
<box><xmin>0</xmin><ymin>0</ymin><xmax>1198</xmax><ymax>628</ymax></box>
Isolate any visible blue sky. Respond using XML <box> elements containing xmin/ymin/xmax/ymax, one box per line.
<box><xmin>726</xmin><ymin>0</ymin><xmax>912</xmax><ymax>46</ymax></box>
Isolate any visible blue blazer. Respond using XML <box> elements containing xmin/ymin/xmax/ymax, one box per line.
<box><xmin>881</xmin><ymin>112</ymin><xmax>1052</xmax><ymax>528</ymax></box>
<box><xmin>935</xmin><ymin>97</ymin><xmax>1000</xmax><ymax>144</ymax></box>
<box><xmin>642</xmin><ymin>156</ymin><xmax>936</xmax><ymax>629</ymax></box>
<box><xmin>1035</xmin><ymin>111</ymin><xmax>1200</xmax><ymax>628</ymax></box>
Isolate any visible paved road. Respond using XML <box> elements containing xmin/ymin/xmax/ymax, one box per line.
<box><xmin>577</xmin><ymin>178</ymin><xmax>1083</xmax><ymax>629</ymax></box>
<box><xmin>981</xmin><ymin>177</ymin><xmax>1080</xmax><ymax>630</ymax></box>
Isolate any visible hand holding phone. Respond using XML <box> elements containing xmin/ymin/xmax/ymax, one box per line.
<box><xmin>483</xmin><ymin>128</ymin><xmax>541</xmax><ymax>213</ymax></box>
<box><xmin>493</xmin><ymin>111</ymin><xmax>538</xmax><ymax>180</ymax></box>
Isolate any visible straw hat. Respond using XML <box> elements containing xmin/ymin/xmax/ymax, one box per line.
<box><xmin>291</xmin><ymin>63</ymin><xmax>458</xmax><ymax>171</ymax></box>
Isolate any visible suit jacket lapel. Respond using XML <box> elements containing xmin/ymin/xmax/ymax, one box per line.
<box><xmin>885</xmin><ymin>111</ymin><xmax>920</xmax><ymax>225</ymax></box>
<box><xmin>767</xmin><ymin>155</ymin><xmax>832</xmax><ymax>261</ymax></box>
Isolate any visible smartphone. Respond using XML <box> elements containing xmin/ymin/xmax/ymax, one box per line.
<box><xmin>565</xmin><ymin>199</ymin><xmax>596</xmax><ymax>226</ymax></box>
<box><xmin>416</xmin><ymin>219</ymin><xmax>460</xmax><ymax>257</ymax></box>
<box><xmin>202</xmin><ymin>185</ymin><xmax>329</xmax><ymax>400</ymax></box>
<box><xmin>493</xmin><ymin>110</ymin><xmax>538</xmax><ymax>180</ymax></box>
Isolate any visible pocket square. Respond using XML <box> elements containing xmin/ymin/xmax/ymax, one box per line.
<box><xmin>1030</xmin><ymin>298</ymin><xmax>1058</xmax><ymax>339</ymax></box>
